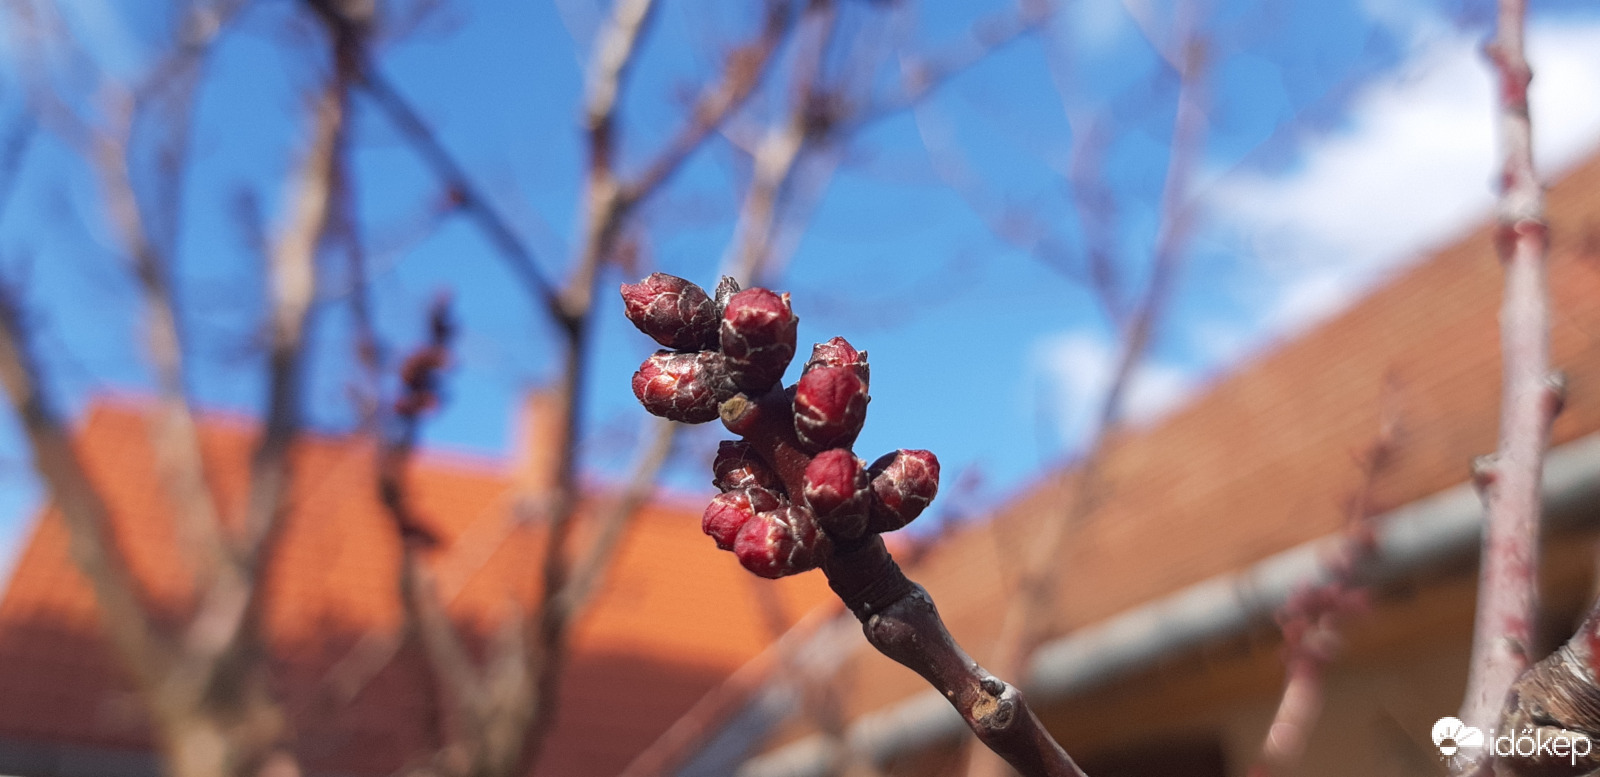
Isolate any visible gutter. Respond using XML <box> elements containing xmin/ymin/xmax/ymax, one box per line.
<box><xmin>736</xmin><ymin>431</ymin><xmax>1600</xmax><ymax>777</ymax></box>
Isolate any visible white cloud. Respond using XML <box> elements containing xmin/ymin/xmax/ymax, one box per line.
<box><xmin>1033</xmin><ymin>332</ymin><xmax>1199</xmax><ymax>447</ymax></box>
<box><xmin>1210</xmin><ymin>19</ymin><xmax>1600</xmax><ymax>338</ymax></box>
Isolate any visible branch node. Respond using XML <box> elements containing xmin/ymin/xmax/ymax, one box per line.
<box><xmin>1472</xmin><ymin>453</ymin><xmax>1500</xmax><ymax>496</ymax></box>
<box><xmin>1543</xmin><ymin>370</ymin><xmax>1568</xmax><ymax>419</ymax></box>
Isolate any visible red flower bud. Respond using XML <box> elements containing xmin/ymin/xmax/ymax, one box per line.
<box><xmin>712</xmin><ymin>440</ymin><xmax>783</xmax><ymax>493</ymax></box>
<box><xmin>621</xmin><ymin>273</ymin><xmax>720</xmax><ymax>350</ymax></box>
<box><xmin>631</xmin><ymin>350</ymin><xmax>736</xmax><ymax>424</ymax></box>
<box><xmin>805</xmin><ymin>336</ymin><xmax>869</xmax><ymax>387</ymax></box>
<box><xmin>867</xmin><ymin>449</ymin><xmax>940</xmax><ymax>533</ymax></box>
<box><xmin>734</xmin><ymin>505</ymin><xmax>829</xmax><ymax>579</ymax></box>
<box><xmin>802</xmin><ymin>449</ymin><xmax>871</xmax><ymax>540</ymax></box>
<box><xmin>703</xmin><ymin>486</ymin><xmax>783</xmax><ymax>550</ymax></box>
<box><xmin>720</xmin><ymin>288</ymin><xmax>797</xmax><ymax>392</ymax></box>
<box><xmin>793</xmin><ymin>365</ymin><xmax>868</xmax><ymax>453</ymax></box>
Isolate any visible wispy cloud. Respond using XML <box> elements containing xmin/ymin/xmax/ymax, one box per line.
<box><xmin>1211</xmin><ymin>18</ymin><xmax>1600</xmax><ymax>339</ymax></box>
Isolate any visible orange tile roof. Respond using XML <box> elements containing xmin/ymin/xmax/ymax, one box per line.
<box><xmin>0</xmin><ymin>399</ymin><xmax>833</xmax><ymax>776</ymax></box>
<box><xmin>828</xmin><ymin>148</ymin><xmax>1600</xmax><ymax>721</ymax></box>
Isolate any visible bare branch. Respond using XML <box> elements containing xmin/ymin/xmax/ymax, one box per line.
<box><xmin>1454</xmin><ymin>2</ymin><xmax>1557</xmax><ymax>773</ymax></box>
<box><xmin>6</xmin><ymin>0</ymin><xmax>241</xmax><ymax>585</ymax></box>
<box><xmin>830</xmin><ymin>536</ymin><xmax>1085</xmax><ymax>777</ymax></box>
<box><xmin>964</xmin><ymin>29</ymin><xmax>1209</xmax><ymax>777</ymax></box>
<box><xmin>618</xmin><ymin>604</ymin><xmax>849</xmax><ymax>777</ymax></box>
<box><xmin>377</xmin><ymin>299</ymin><xmax>491</xmax><ymax>757</ymax></box>
<box><xmin>865</xmin><ymin>0</ymin><xmax>1054</xmax><ymax>124</ymax></box>
<box><xmin>1250</xmin><ymin>403</ymin><xmax>1398</xmax><ymax>776</ymax></box>
<box><xmin>619</xmin><ymin>1</ymin><xmax>793</xmax><ymax>206</ymax></box>
<box><xmin>240</xmin><ymin>47</ymin><xmax>350</xmax><ymax>559</ymax></box>
<box><xmin>357</xmin><ymin>65</ymin><xmax>563</xmax><ymax>314</ymax></box>
<box><xmin>0</xmin><ymin>287</ymin><xmax>173</xmax><ymax>692</ymax></box>
<box><xmin>723</xmin><ymin>0</ymin><xmax>840</xmax><ymax>285</ymax></box>
<box><xmin>548</xmin><ymin>416</ymin><xmax>675</xmax><ymax>617</ymax></box>
<box><xmin>520</xmin><ymin>0</ymin><xmax>667</xmax><ymax>766</ymax></box>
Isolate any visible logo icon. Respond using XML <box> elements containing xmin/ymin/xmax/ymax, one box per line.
<box><xmin>1433</xmin><ymin>717</ymin><xmax>1485</xmax><ymax>756</ymax></box>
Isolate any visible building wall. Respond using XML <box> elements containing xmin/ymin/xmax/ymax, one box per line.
<box><xmin>1029</xmin><ymin>524</ymin><xmax>1600</xmax><ymax>777</ymax></box>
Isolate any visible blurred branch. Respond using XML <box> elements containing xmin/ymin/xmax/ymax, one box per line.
<box><xmin>515</xmin><ymin>0</ymin><xmax>665</xmax><ymax>763</ymax></box>
<box><xmin>547</xmin><ymin>416</ymin><xmax>675</xmax><ymax>617</ymax></box>
<box><xmin>357</xmin><ymin>65</ymin><xmax>563</xmax><ymax>314</ymax></box>
<box><xmin>964</xmin><ymin>26</ymin><xmax>1209</xmax><ymax>777</ymax></box>
<box><xmin>617</xmin><ymin>603</ymin><xmax>850</xmax><ymax>777</ymax></box>
<box><xmin>0</xmin><ymin>114</ymin><xmax>35</xmax><ymax>225</ymax></box>
<box><xmin>863</xmin><ymin>0</ymin><xmax>1054</xmax><ymax>124</ymax></box>
<box><xmin>102</xmin><ymin>17</ymin><xmax>238</xmax><ymax>586</ymax></box>
<box><xmin>724</xmin><ymin>0</ymin><xmax>841</xmax><ymax>284</ymax></box>
<box><xmin>359</xmin><ymin>2</ymin><xmax>792</xmax><ymax>324</ymax></box>
<box><xmin>1249</xmin><ymin>400</ymin><xmax>1398</xmax><ymax>777</ymax></box>
<box><xmin>349</xmin><ymin>23</ymin><xmax>804</xmax><ymax>739</ymax></box>
<box><xmin>751</xmin><ymin>582</ymin><xmax>885</xmax><ymax>777</ymax></box>
<box><xmin>238</xmin><ymin>9</ymin><xmax>354</xmax><ymax>567</ymax></box>
<box><xmin>620</xmin><ymin>1</ymin><xmax>793</xmax><ymax>206</ymax></box>
<box><xmin>376</xmin><ymin>299</ymin><xmax>495</xmax><ymax>769</ymax></box>
<box><xmin>5</xmin><ymin>0</ymin><xmax>242</xmax><ymax>583</ymax></box>
<box><xmin>0</xmin><ymin>286</ymin><xmax>173</xmax><ymax>692</ymax></box>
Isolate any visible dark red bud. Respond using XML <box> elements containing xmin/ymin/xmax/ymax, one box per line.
<box><xmin>867</xmin><ymin>449</ymin><xmax>940</xmax><ymax>533</ymax></box>
<box><xmin>802</xmin><ymin>449</ymin><xmax>871</xmax><ymax>540</ymax></box>
<box><xmin>631</xmin><ymin>350</ymin><xmax>737</xmax><ymax>424</ymax></box>
<box><xmin>734</xmin><ymin>505</ymin><xmax>829</xmax><ymax>579</ymax></box>
<box><xmin>703</xmin><ymin>486</ymin><xmax>783</xmax><ymax>550</ymax></box>
<box><xmin>793</xmin><ymin>365</ymin><xmax>869</xmax><ymax>453</ymax></box>
<box><xmin>621</xmin><ymin>273</ymin><xmax>720</xmax><ymax>350</ymax></box>
<box><xmin>720</xmin><ymin>288</ymin><xmax>797</xmax><ymax>392</ymax></box>
<box><xmin>805</xmin><ymin>336</ymin><xmax>869</xmax><ymax>387</ymax></box>
<box><xmin>712</xmin><ymin>440</ymin><xmax>783</xmax><ymax>493</ymax></box>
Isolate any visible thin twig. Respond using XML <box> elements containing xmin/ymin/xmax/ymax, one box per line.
<box><xmin>1249</xmin><ymin>401</ymin><xmax>1398</xmax><ymax>777</ymax></box>
<box><xmin>963</xmin><ymin>27</ymin><xmax>1208</xmax><ymax>777</ymax></box>
<box><xmin>548</xmin><ymin>416</ymin><xmax>676</xmax><ymax>616</ymax></box>
<box><xmin>518</xmin><ymin>2</ymin><xmax>663</xmax><ymax>763</ymax></box>
<box><xmin>620</xmin><ymin>1</ymin><xmax>793</xmax><ymax>205</ymax></box>
<box><xmin>357</xmin><ymin>64</ymin><xmax>563</xmax><ymax>314</ymax></box>
<box><xmin>616</xmin><ymin>604</ymin><xmax>850</xmax><ymax>777</ymax></box>
<box><xmin>724</xmin><ymin>0</ymin><xmax>841</xmax><ymax>284</ymax></box>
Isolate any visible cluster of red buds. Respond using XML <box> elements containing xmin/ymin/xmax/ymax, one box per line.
<box><xmin>623</xmin><ymin>273</ymin><xmax>940</xmax><ymax>579</ymax></box>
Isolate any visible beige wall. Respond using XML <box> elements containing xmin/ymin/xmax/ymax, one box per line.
<box><xmin>1023</xmin><ymin>526</ymin><xmax>1600</xmax><ymax>777</ymax></box>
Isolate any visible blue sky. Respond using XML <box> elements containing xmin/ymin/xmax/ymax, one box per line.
<box><xmin>2</xmin><ymin>0</ymin><xmax>1600</xmax><ymax>583</ymax></box>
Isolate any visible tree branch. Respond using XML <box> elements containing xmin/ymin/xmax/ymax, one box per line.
<box><xmin>1250</xmin><ymin>402</ymin><xmax>1398</xmax><ymax>777</ymax></box>
<box><xmin>619</xmin><ymin>1</ymin><xmax>792</xmax><ymax>206</ymax></box>
<box><xmin>826</xmin><ymin>538</ymin><xmax>1084</xmax><ymax>777</ymax></box>
<box><xmin>356</xmin><ymin>64</ymin><xmax>563</xmax><ymax>315</ymax></box>
<box><xmin>240</xmin><ymin>26</ymin><xmax>351</xmax><ymax>561</ymax></box>
<box><xmin>1455</xmin><ymin>2</ymin><xmax>1558</xmax><ymax>773</ymax></box>
<box><xmin>622</xmin><ymin>268</ymin><xmax>1083</xmax><ymax>776</ymax></box>
<box><xmin>0</xmin><ymin>287</ymin><xmax>173</xmax><ymax>693</ymax></box>
<box><xmin>548</xmin><ymin>415</ymin><xmax>675</xmax><ymax>618</ymax></box>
